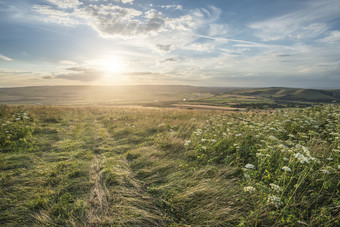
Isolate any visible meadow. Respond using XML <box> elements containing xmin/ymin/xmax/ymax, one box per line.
<box><xmin>0</xmin><ymin>104</ymin><xmax>339</xmax><ymax>226</ymax></box>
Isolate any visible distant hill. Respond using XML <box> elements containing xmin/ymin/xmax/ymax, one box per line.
<box><xmin>0</xmin><ymin>85</ymin><xmax>339</xmax><ymax>106</ymax></box>
<box><xmin>231</xmin><ymin>87</ymin><xmax>340</xmax><ymax>103</ymax></box>
<box><xmin>0</xmin><ymin>85</ymin><xmax>235</xmax><ymax>105</ymax></box>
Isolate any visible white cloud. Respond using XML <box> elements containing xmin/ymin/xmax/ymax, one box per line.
<box><xmin>32</xmin><ymin>5</ymin><xmax>78</xmax><ymax>25</ymax></box>
<box><xmin>59</xmin><ymin>60</ymin><xmax>78</xmax><ymax>65</ymax></box>
<box><xmin>249</xmin><ymin>0</ymin><xmax>340</xmax><ymax>41</ymax></box>
<box><xmin>32</xmin><ymin>1</ymin><xmax>225</xmax><ymax>45</ymax></box>
<box><xmin>0</xmin><ymin>54</ymin><xmax>13</xmax><ymax>61</ymax></box>
<box><xmin>208</xmin><ymin>24</ymin><xmax>228</xmax><ymax>36</ymax></box>
<box><xmin>160</xmin><ymin>5</ymin><xmax>183</xmax><ymax>10</ymax></box>
<box><xmin>121</xmin><ymin>0</ymin><xmax>134</xmax><ymax>4</ymax></box>
<box><xmin>46</xmin><ymin>0</ymin><xmax>82</xmax><ymax>9</ymax></box>
<box><xmin>319</xmin><ymin>31</ymin><xmax>340</xmax><ymax>43</ymax></box>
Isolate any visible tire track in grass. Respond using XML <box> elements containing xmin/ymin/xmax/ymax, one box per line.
<box><xmin>95</xmin><ymin>116</ymin><xmax>169</xmax><ymax>225</ymax></box>
<box><xmin>87</xmin><ymin>119</ymin><xmax>109</xmax><ymax>225</ymax></box>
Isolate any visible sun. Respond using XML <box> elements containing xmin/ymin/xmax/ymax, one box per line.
<box><xmin>102</xmin><ymin>55</ymin><xmax>125</xmax><ymax>74</ymax></box>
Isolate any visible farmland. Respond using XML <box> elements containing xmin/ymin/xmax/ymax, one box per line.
<box><xmin>0</xmin><ymin>103</ymin><xmax>339</xmax><ymax>226</ymax></box>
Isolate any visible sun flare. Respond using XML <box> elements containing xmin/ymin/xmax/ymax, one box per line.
<box><xmin>102</xmin><ymin>55</ymin><xmax>125</xmax><ymax>74</ymax></box>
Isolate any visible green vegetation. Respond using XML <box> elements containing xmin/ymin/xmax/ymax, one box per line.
<box><xmin>0</xmin><ymin>104</ymin><xmax>339</xmax><ymax>226</ymax></box>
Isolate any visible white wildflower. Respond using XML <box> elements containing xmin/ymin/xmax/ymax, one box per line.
<box><xmin>294</xmin><ymin>153</ymin><xmax>309</xmax><ymax>164</ymax></box>
<box><xmin>297</xmin><ymin>220</ymin><xmax>309</xmax><ymax>226</ymax></box>
<box><xmin>245</xmin><ymin>164</ymin><xmax>255</xmax><ymax>169</ymax></box>
<box><xmin>201</xmin><ymin>139</ymin><xmax>207</xmax><ymax>142</ymax></box>
<box><xmin>326</xmin><ymin>157</ymin><xmax>333</xmax><ymax>161</ymax></box>
<box><xmin>184</xmin><ymin>140</ymin><xmax>191</xmax><ymax>146</ymax></box>
<box><xmin>270</xmin><ymin>183</ymin><xmax>282</xmax><ymax>192</ymax></box>
<box><xmin>282</xmin><ymin>166</ymin><xmax>292</xmax><ymax>172</ymax></box>
<box><xmin>320</xmin><ymin>169</ymin><xmax>330</xmax><ymax>174</ymax></box>
<box><xmin>283</xmin><ymin>158</ymin><xmax>289</xmax><ymax>161</ymax></box>
<box><xmin>267</xmin><ymin>195</ymin><xmax>282</xmax><ymax>207</ymax></box>
<box><xmin>211</xmin><ymin>139</ymin><xmax>217</xmax><ymax>142</ymax></box>
<box><xmin>202</xmin><ymin>146</ymin><xmax>207</xmax><ymax>150</ymax></box>
<box><xmin>243</xmin><ymin>186</ymin><xmax>256</xmax><ymax>192</ymax></box>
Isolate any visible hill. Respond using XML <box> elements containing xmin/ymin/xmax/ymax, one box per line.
<box><xmin>231</xmin><ymin>87</ymin><xmax>340</xmax><ymax>102</ymax></box>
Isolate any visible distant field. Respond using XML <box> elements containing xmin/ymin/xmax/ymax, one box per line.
<box><xmin>0</xmin><ymin>104</ymin><xmax>339</xmax><ymax>226</ymax></box>
<box><xmin>0</xmin><ymin>86</ymin><xmax>339</xmax><ymax>109</ymax></box>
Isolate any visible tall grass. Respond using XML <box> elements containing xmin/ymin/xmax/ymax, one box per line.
<box><xmin>0</xmin><ymin>104</ymin><xmax>339</xmax><ymax>226</ymax></box>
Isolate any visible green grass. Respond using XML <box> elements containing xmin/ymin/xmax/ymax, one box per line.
<box><xmin>0</xmin><ymin>104</ymin><xmax>339</xmax><ymax>226</ymax></box>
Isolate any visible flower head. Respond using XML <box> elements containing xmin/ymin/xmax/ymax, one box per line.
<box><xmin>245</xmin><ymin>164</ymin><xmax>255</xmax><ymax>169</ymax></box>
<box><xmin>267</xmin><ymin>195</ymin><xmax>282</xmax><ymax>207</ymax></box>
<box><xmin>282</xmin><ymin>166</ymin><xmax>292</xmax><ymax>172</ymax></box>
<box><xmin>243</xmin><ymin>186</ymin><xmax>256</xmax><ymax>193</ymax></box>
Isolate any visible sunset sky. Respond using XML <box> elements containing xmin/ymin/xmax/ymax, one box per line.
<box><xmin>0</xmin><ymin>0</ymin><xmax>340</xmax><ymax>88</ymax></box>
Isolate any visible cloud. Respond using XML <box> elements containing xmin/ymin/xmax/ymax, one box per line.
<box><xmin>46</xmin><ymin>0</ymin><xmax>82</xmax><ymax>9</ymax></box>
<box><xmin>156</xmin><ymin>44</ymin><xmax>173</xmax><ymax>52</ymax></box>
<box><xmin>125</xmin><ymin>71</ymin><xmax>167</xmax><ymax>80</ymax></box>
<box><xmin>125</xmin><ymin>71</ymin><xmax>192</xmax><ymax>81</ymax></box>
<box><xmin>318</xmin><ymin>30</ymin><xmax>340</xmax><ymax>43</ymax></box>
<box><xmin>0</xmin><ymin>70</ymin><xmax>33</xmax><ymax>75</ymax></box>
<box><xmin>121</xmin><ymin>0</ymin><xmax>134</xmax><ymax>4</ymax></box>
<box><xmin>32</xmin><ymin>1</ymin><xmax>224</xmax><ymax>41</ymax></box>
<box><xmin>159</xmin><ymin>58</ymin><xmax>177</xmax><ymax>63</ymax></box>
<box><xmin>208</xmin><ymin>23</ymin><xmax>228</xmax><ymax>36</ymax></box>
<box><xmin>275</xmin><ymin>54</ymin><xmax>291</xmax><ymax>57</ymax></box>
<box><xmin>0</xmin><ymin>54</ymin><xmax>12</xmax><ymax>61</ymax></box>
<box><xmin>248</xmin><ymin>0</ymin><xmax>340</xmax><ymax>41</ymax></box>
<box><xmin>59</xmin><ymin>60</ymin><xmax>78</xmax><ymax>65</ymax></box>
<box><xmin>54</xmin><ymin>67</ymin><xmax>103</xmax><ymax>82</ymax></box>
<box><xmin>79</xmin><ymin>4</ymin><xmax>167</xmax><ymax>37</ymax></box>
<box><xmin>160</xmin><ymin>5</ymin><xmax>183</xmax><ymax>10</ymax></box>
<box><xmin>32</xmin><ymin>5</ymin><xmax>78</xmax><ymax>25</ymax></box>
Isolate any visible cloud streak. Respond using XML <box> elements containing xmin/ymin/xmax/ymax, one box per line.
<box><xmin>54</xmin><ymin>67</ymin><xmax>103</xmax><ymax>82</ymax></box>
<box><xmin>0</xmin><ymin>54</ymin><xmax>13</xmax><ymax>61</ymax></box>
<box><xmin>248</xmin><ymin>0</ymin><xmax>340</xmax><ymax>41</ymax></box>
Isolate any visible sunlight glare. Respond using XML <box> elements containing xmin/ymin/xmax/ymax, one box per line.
<box><xmin>102</xmin><ymin>55</ymin><xmax>125</xmax><ymax>74</ymax></box>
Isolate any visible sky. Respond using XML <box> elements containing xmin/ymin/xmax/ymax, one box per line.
<box><xmin>0</xmin><ymin>0</ymin><xmax>340</xmax><ymax>88</ymax></box>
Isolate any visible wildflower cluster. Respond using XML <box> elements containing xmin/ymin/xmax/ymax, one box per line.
<box><xmin>184</xmin><ymin>105</ymin><xmax>339</xmax><ymax>225</ymax></box>
<box><xmin>0</xmin><ymin>106</ymin><xmax>34</xmax><ymax>152</ymax></box>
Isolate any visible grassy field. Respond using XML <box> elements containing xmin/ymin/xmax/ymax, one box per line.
<box><xmin>0</xmin><ymin>104</ymin><xmax>339</xmax><ymax>226</ymax></box>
